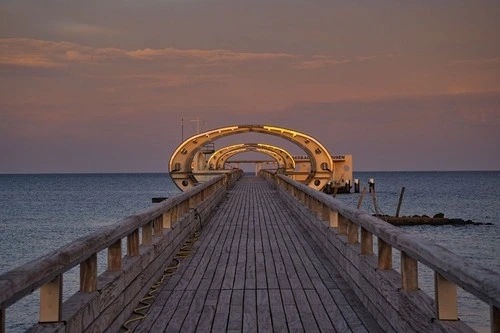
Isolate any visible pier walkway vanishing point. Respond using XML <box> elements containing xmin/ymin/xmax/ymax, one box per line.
<box><xmin>1</xmin><ymin>170</ymin><xmax>499</xmax><ymax>333</ymax></box>
<box><xmin>126</xmin><ymin>176</ymin><xmax>382</xmax><ymax>332</ymax></box>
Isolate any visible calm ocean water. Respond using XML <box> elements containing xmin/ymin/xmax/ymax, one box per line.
<box><xmin>0</xmin><ymin>171</ymin><xmax>499</xmax><ymax>332</ymax></box>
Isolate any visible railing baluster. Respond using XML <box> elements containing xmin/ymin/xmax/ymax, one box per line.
<box><xmin>378</xmin><ymin>238</ymin><xmax>392</xmax><ymax>270</ymax></box>
<box><xmin>172</xmin><ymin>205</ymin><xmax>178</xmax><ymax>224</ymax></box>
<box><xmin>435</xmin><ymin>272</ymin><xmax>458</xmax><ymax>320</ymax></box>
<box><xmin>127</xmin><ymin>229</ymin><xmax>139</xmax><ymax>256</ymax></box>
<box><xmin>154</xmin><ymin>216</ymin><xmax>162</xmax><ymax>236</ymax></box>
<box><xmin>39</xmin><ymin>274</ymin><xmax>62</xmax><ymax>323</ymax></box>
<box><xmin>329</xmin><ymin>210</ymin><xmax>339</xmax><ymax>228</ymax></box>
<box><xmin>80</xmin><ymin>253</ymin><xmax>97</xmax><ymax>292</ymax></box>
<box><xmin>322</xmin><ymin>204</ymin><xmax>330</xmax><ymax>222</ymax></box>
<box><xmin>338</xmin><ymin>214</ymin><xmax>348</xmax><ymax>235</ymax></box>
<box><xmin>163</xmin><ymin>209</ymin><xmax>172</xmax><ymax>229</ymax></box>
<box><xmin>361</xmin><ymin>228</ymin><xmax>373</xmax><ymax>255</ymax></box>
<box><xmin>401</xmin><ymin>251</ymin><xmax>418</xmax><ymax>291</ymax></box>
<box><xmin>108</xmin><ymin>239</ymin><xmax>122</xmax><ymax>272</ymax></box>
<box><xmin>143</xmin><ymin>221</ymin><xmax>153</xmax><ymax>245</ymax></box>
<box><xmin>347</xmin><ymin>220</ymin><xmax>359</xmax><ymax>244</ymax></box>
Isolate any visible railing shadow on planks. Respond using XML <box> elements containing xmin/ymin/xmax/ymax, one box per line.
<box><xmin>259</xmin><ymin>170</ymin><xmax>500</xmax><ymax>333</ymax></box>
<box><xmin>0</xmin><ymin>170</ymin><xmax>243</xmax><ymax>333</ymax></box>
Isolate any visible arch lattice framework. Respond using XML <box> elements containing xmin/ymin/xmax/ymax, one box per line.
<box><xmin>169</xmin><ymin>124</ymin><xmax>334</xmax><ymax>191</ymax></box>
<box><xmin>207</xmin><ymin>143</ymin><xmax>296</xmax><ymax>171</ymax></box>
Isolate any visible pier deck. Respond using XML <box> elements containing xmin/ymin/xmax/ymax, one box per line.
<box><xmin>129</xmin><ymin>176</ymin><xmax>383</xmax><ymax>332</ymax></box>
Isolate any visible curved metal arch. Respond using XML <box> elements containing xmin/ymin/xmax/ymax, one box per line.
<box><xmin>169</xmin><ymin>124</ymin><xmax>333</xmax><ymax>191</ymax></box>
<box><xmin>207</xmin><ymin>143</ymin><xmax>296</xmax><ymax>171</ymax></box>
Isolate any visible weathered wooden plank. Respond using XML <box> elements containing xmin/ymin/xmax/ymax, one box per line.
<box><xmin>256</xmin><ymin>289</ymin><xmax>272</xmax><ymax>331</ymax></box>
<box><xmin>227</xmin><ymin>289</ymin><xmax>244</xmax><ymax>331</ymax></box>
<box><xmin>212</xmin><ymin>289</ymin><xmax>232</xmax><ymax>332</ymax></box>
<box><xmin>163</xmin><ymin>290</ymin><xmax>196</xmax><ymax>332</ymax></box>
<box><xmin>196</xmin><ymin>289</ymin><xmax>219</xmax><ymax>331</ymax></box>
<box><xmin>281</xmin><ymin>289</ymin><xmax>303</xmax><ymax>331</ymax></box>
<box><xmin>243</xmin><ymin>289</ymin><xmax>257</xmax><ymax>333</ymax></box>
<box><xmin>293</xmin><ymin>288</ymin><xmax>321</xmax><ymax>332</ymax></box>
<box><xmin>268</xmin><ymin>289</ymin><xmax>287</xmax><ymax>332</ymax></box>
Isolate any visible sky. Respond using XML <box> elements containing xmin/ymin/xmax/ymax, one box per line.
<box><xmin>1</xmin><ymin>0</ymin><xmax>499</xmax><ymax>173</ymax></box>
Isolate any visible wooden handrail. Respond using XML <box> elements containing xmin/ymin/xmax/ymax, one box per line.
<box><xmin>0</xmin><ymin>170</ymin><xmax>243</xmax><ymax>314</ymax></box>
<box><xmin>261</xmin><ymin>170</ymin><xmax>500</xmax><ymax>329</ymax></box>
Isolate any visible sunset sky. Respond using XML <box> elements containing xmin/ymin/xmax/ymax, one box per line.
<box><xmin>1</xmin><ymin>0</ymin><xmax>499</xmax><ymax>172</ymax></box>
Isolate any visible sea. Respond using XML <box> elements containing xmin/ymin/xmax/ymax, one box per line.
<box><xmin>0</xmin><ymin>171</ymin><xmax>499</xmax><ymax>332</ymax></box>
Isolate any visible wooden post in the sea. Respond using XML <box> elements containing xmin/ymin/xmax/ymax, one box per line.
<box><xmin>354</xmin><ymin>179</ymin><xmax>360</xmax><ymax>193</ymax></box>
<box><xmin>395</xmin><ymin>187</ymin><xmax>406</xmax><ymax>217</ymax></box>
<box><xmin>357</xmin><ymin>186</ymin><xmax>367</xmax><ymax>209</ymax></box>
<box><xmin>371</xmin><ymin>187</ymin><xmax>380</xmax><ymax>215</ymax></box>
<box><xmin>368</xmin><ymin>178</ymin><xmax>375</xmax><ymax>193</ymax></box>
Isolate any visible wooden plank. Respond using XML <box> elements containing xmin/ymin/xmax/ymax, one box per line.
<box><xmin>212</xmin><ymin>289</ymin><xmax>231</xmax><ymax>332</ymax></box>
<box><xmin>256</xmin><ymin>289</ymin><xmax>272</xmax><ymax>331</ymax></box>
<box><xmin>292</xmin><ymin>288</ymin><xmax>320</xmax><ymax>331</ymax></box>
<box><xmin>196</xmin><ymin>289</ymin><xmax>219</xmax><ymax>331</ymax></box>
<box><xmin>281</xmin><ymin>289</ymin><xmax>303</xmax><ymax>330</ymax></box>
<box><xmin>268</xmin><ymin>289</ymin><xmax>287</xmax><ymax>331</ymax></box>
<box><xmin>227</xmin><ymin>289</ymin><xmax>244</xmax><ymax>331</ymax></box>
<box><xmin>304</xmin><ymin>289</ymin><xmax>336</xmax><ymax>332</ymax></box>
<box><xmin>163</xmin><ymin>290</ymin><xmax>195</xmax><ymax>331</ymax></box>
<box><xmin>243</xmin><ymin>289</ymin><xmax>257</xmax><ymax>333</ymax></box>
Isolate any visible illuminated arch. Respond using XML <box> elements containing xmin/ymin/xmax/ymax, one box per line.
<box><xmin>169</xmin><ymin>124</ymin><xmax>334</xmax><ymax>191</ymax></box>
<box><xmin>207</xmin><ymin>143</ymin><xmax>296</xmax><ymax>171</ymax></box>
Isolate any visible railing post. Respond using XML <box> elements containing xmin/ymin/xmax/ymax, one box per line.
<box><xmin>435</xmin><ymin>272</ymin><xmax>458</xmax><ymax>320</ymax></box>
<box><xmin>154</xmin><ymin>216</ymin><xmax>163</xmax><ymax>236</ymax></box>
<box><xmin>401</xmin><ymin>251</ymin><xmax>418</xmax><ymax>291</ymax></box>
<box><xmin>322</xmin><ymin>204</ymin><xmax>330</xmax><ymax>222</ymax></box>
<box><xmin>378</xmin><ymin>238</ymin><xmax>392</xmax><ymax>270</ymax></box>
<box><xmin>39</xmin><ymin>274</ymin><xmax>62</xmax><ymax>323</ymax></box>
<box><xmin>80</xmin><ymin>253</ymin><xmax>97</xmax><ymax>292</ymax></box>
<box><xmin>162</xmin><ymin>210</ymin><xmax>172</xmax><ymax>229</ymax></box>
<box><xmin>329</xmin><ymin>210</ymin><xmax>338</xmax><ymax>228</ymax></box>
<box><xmin>338</xmin><ymin>214</ymin><xmax>348</xmax><ymax>235</ymax></box>
<box><xmin>127</xmin><ymin>229</ymin><xmax>140</xmax><ymax>256</ymax></box>
<box><xmin>143</xmin><ymin>221</ymin><xmax>153</xmax><ymax>245</ymax></box>
<box><xmin>347</xmin><ymin>220</ymin><xmax>359</xmax><ymax>244</ymax></box>
<box><xmin>314</xmin><ymin>199</ymin><xmax>323</xmax><ymax>218</ymax></box>
<box><xmin>361</xmin><ymin>228</ymin><xmax>373</xmax><ymax>255</ymax></box>
<box><xmin>108</xmin><ymin>239</ymin><xmax>122</xmax><ymax>272</ymax></box>
<box><xmin>492</xmin><ymin>305</ymin><xmax>500</xmax><ymax>333</ymax></box>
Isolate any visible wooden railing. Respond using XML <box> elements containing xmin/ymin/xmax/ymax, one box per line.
<box><xmin>0</xmin><ymin>170</ymin><xmax>243</xmax><ymax>333</ymax></box>
<box><xmin>261</xmin><ymin>170</ymin><xmax>500</xmax><ymax>333</ymax></box>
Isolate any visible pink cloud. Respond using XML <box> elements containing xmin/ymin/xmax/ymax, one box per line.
<box><xmin>450</xmin><ymin>57</ymin><xmax>500</xmax><ymax>67</ymax></box>
<box><xmin>292</xmin><ymin>54</ymin><xmax>393</xmax><ymax>70</ymax></box>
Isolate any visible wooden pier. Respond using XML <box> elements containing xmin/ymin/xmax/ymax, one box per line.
<box><xmin>126</xmin><ymin>176</ymin><xmax>382</xmax><ymax>332</ymax></box>
<box><xmin>0</xmin><ymin>170</ymin><xmax>499</xmax><ymax>333</ymax></box>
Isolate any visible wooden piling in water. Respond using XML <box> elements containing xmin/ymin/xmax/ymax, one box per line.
<box><xmin>395</xmin><ymin>187</ymin><xmax>405</xmax><ymax>217</ymax></box>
